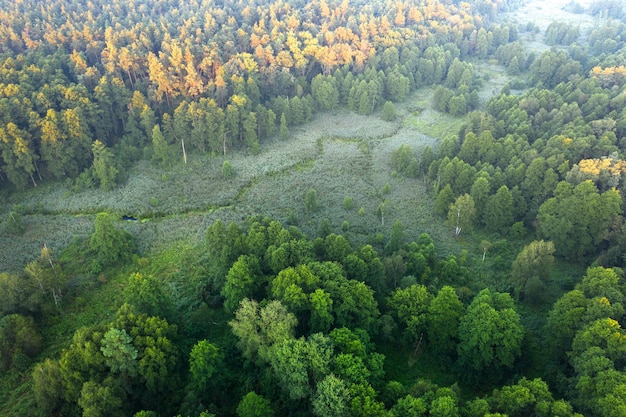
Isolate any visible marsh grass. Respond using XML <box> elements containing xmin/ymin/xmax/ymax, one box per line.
<box><xmin>1</xmin><ymin>55</ymin><xmax>522</xmax><ymax>274</ymax></box>
<box><xmin>1</xmin><ymin>103</ymin><xmax>464</xmax><ymax>273</ymax></box>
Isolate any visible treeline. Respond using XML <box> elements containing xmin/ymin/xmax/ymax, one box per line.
<box><xmin>6</xmin><ymin>214</ymin><xmax>618</xmax><ymax>416</ymax></box>
<box><xmin>0</xmin><ymin>0</ymin><xmax>520</xmax><ymax>190</ymax></box>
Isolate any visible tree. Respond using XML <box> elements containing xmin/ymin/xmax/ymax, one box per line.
<box><xmin>305</xmin><ymin>188</ymin><xmax>319</xmax><ymax>212</ymax></box>
<box><xmin>385</xmin><ymin>220</ymin><xmax>405</xmax><ymax>255</ymax></box>
<box><xmin>489</xmin><ymin>377</ymin><xmax>561</xmax><ymax>417</ymax></box>
<box><xmin>391</xmin><ymin>395</ymin><xmax>427</xmax><ymax>417</ymax></box>
<box><xmin>376</xmin><ymin>200</ymin><xmax>390</xmax><ymax>225</ymax></box>
<box><xmin>229</xmin><ymin>299</ymin><xmax>297</xmax><ymax>362</ymax></box>
<box><xmin>433</xmin><ymin>86</ymin><xmax>454</xmax><ymax>112</ymax></box>
<box><xmin>151</xmin><ymin>125</ymin><xmax>170</xmax><ymax>166</ymax></box>
<box><xmin>0</xmin><ymin>122</ymin><xmax>38</xmax><ymax>188</ymax></box>
<box><xmin>92</xmin><ymin>140</ymin><xmax>119</xmax><ymax>191</ymax></box>
<box><xmin>23</xmin><ymin>254</ymin><xmax>67</xmax><ymax>310</ymax></box>
<box><xmin>427</xmin><ymin>286</ymin><xmax>464</xmax><ymax>359</ymax></box>
<box><xmin>325</xmin><ymin>278</ymin><xmax>380</xmax><ymax>334</ymax></box>
<box><xmin>388</xmin><ymin>285</ymin><xmax>433</xmax><ymax>346</ymax></box>
<box><xmin>483</xmin><ymin>185</ymin><xmax>514</xmax><ymax>232</ymax></box>
<box><xmin>280</xmin><ymin>113</ymin><xmax>289</xmax><ymax>140</ymax></box>
<box><xmin>510</xmin><ymin>240</ymin><xmax>555</xmax><ymax>302</ymax></box>
<box><xmin>349</xmin><ymin>383</ymin><xmax>388</xmax><ymax>417</ymax></box>
<box><xmin>446</xmin><ymin>194</ymin><xmax>476</xmax><ymax>236</ymax></box>
<box><xmin>480</xmin><ymin>240</ymin><xmax>492</xmax><ymax>262</ymax></box>
<box><xmin>382</xmin><ymin>101</ymin><xmax>396</xmax><ymax>121</ymax></box>
<box><xmin>312</xmin><ymin>374</ymin><xmax>350</xmax><ymax>417</ymax></box>
<box><xmin>222</xmin><ymin>255</ymin><xmax>264</xmax><ymax>313</ymax></box>
<box><xmin>457</xmin><ymin>289</ymin><xmax>524</xmax><ymax>381</ymax></box>
<box><xmin>244</xmin><ymin>111</ymin><xmax>259</xmax><ymax>154</ymax></box>
<box><xmin>5</xmin><ymin>209</ymin><xmax>25</xmax><ymax>235</ymax></box>
<box><xmin>33</xmin><ymin>359</ymin><xmax>64</xmax><ymax>414</ymax></box>
<box><xmin>112</xmin><ymin>304</ymin><xmax>179</xmax><ymax>397</ymax></box>
<box><xmin>470</xmin><ymin>176</ymin><xmax>490</xmax><ymax>219</ymax></box>
<box><xmin>189</xmin><ymin>340</ymin><xmax>222</xmax><ymax>391</ymax></box>
<box><xmin>434</xmin><ymin>184</ymin><xmax>455</xmax><ymax>216</ymax></box>
<box><xmin>312</xmin><ymin>76</ymin><xmax>339</xmax><ymax>111</ymax></box>
<box><xmin>237</xmin><ymin>392</ymin><xmax>274</xmax><ymax>417</ymax></box>
<box><xmin>310</xmin><ymin>289</ymin><xmax>334</xmax><ymax>333</ymax></box>
<box><xmin>430</xmin><ymin>395</ymin><xmax>459</xmax><ymax>417</ymax></box>
<box><xmin>571</xmin><ymin>317</ymin><xmax>626</xmax><ymax>362</ymax></box>
<box><xmin>578</xmin><ymin>266</ymin><xmax>624</xmax><ymax>305</ymax></box>
<box><xmin>101</xmin><ymin>328</ymin><xmax>138</xmax><ymax>377</ymax></box>
<box><xmin>123</xmin><ymin>273</ymin><xmax>172</xmax><ymax>318</ymax></box>
<box><xmin>537</xmin><ymin>181</ymin><xmax>622</xmax><ymax>259</ymax></box>
<box><xmin>448</xmin><ymin>95</ymin><xmax>467</xmax><ymax>117</ymax></box>
<box><xmin>89</xmin><ymin>213</ymin><xmax>135</xmax><ymax>270</ymax></box>
<box><xmin>0</xmin><ymin>314</ymin><xmax>43</xmax><ymax>372</ymax></box>
<box><xmin>271</xmin><ymin>337</ymin><xmax>313</xmax><ymax>400</ymax></box>
<box><xmin>545</xmin><ymin>289</ymin><xmax>588</xmax><ymax>359</ymax></box>
<box><xmin>78</xmin><ymin>380</ymin><xmax>123</xmax><ymax>417</ymax></box>
<box><xmin>222</xmin><ymin>160</ymin><xmax>235</xmax><ymax>179</ymax></box>
<box><xmin>270</xmin><ymin>265</ymin><xmax>319</xmax><ymax>314</ymax></box>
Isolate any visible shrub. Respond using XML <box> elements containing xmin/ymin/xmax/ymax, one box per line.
<box><xmin>342</xmin><ymin>196</ymin><xmax>354</xmax><ymax>210</ymax></box>
<box><xmin>89</xmin><ymin>213</ymin><xmax>136</xmax><ymax>269</ymax></box>
<box><xmin>305</xmin><ymin>189</ymin><xmax>318</xmax><ymax>212</ymax></box>
<box><xmin>222</xmin><ymin>160</ymin><xmax>235</xmax><ymax>179</ymax></box>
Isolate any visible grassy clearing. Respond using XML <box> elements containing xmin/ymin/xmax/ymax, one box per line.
<box><xmin>0</xmin><ymin>100</ymin><xmax>465</xmax><ymax>273</ymax></box>
<box><xmin>397</xmin><ymin>87</ymin><xmax>468</xmax><ymax>141</ymax></box>
<box><xmin>1</xmin><ymin>51</ymin><xmax>519</xmax><ymax>274</ymax></box>
<box><xmin>403</xmin><ymin>108</ymin><xmax>467</xmax><ymax>141</ymax></box>
<box><xmin>5</xmin><ymin>41</ymin><xmax>539</xmax><ymax>272</ymax></box>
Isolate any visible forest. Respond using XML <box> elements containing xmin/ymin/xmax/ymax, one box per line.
<box><xmin>0</xmin><ymin>0</ymin><xmax>626</xmax><ymax>416</ymax></box>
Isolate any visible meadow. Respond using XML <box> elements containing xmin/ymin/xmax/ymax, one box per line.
<box><xmin>0</xmin><ymin>85</ymin><xmax>478</xmax><ymax>274</ymax></box>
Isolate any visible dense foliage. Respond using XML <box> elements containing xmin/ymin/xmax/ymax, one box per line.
<box><xmin>0</xmin><ymin>0</ymin><xmax>524</xmax><ymax>191</ymax></box>
<box><xmin>1</xmin><ymin>0</ymin><xmax>626</xmax><ymax>416</ymax></box>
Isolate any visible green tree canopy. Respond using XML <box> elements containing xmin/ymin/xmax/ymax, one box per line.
<box><xmin>89</xmin><ymin>213</ymin><xmax>135</xmax><ymax>270</ymax></box>
<box><xmin>237</xmin><ymin>392</ymin><xmax>274</xmax><ymax>417</ymax></box>
<box><xmin>189</xmin><ymin>340</ymin><xmax>222</xmax><ymax>391</ymax></box>
<box><xmin>510</xmin><ymin>240</ymin><xmax>555</xmax><ymax>302</ymax></box>
<box><xmin>457</xmin><ymin>289</ymin><xmax>524</xmax><ymax>381</ymax></box>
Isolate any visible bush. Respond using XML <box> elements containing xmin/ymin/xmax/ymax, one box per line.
<box><xmin>89</xmin><ymin>213</ymin><xmax>136</xmax><ymax>269</ymax></box>
<box><xmin>222</xmin><ymin>160</ymin><xmax>235</xmax><ymax>179</ymax></box>
<box><xmin>342</xmin><ymin>196</ymin><xmax>354</xmax><ymax>210</ymax></box>
<box><xmin>5</xmin><ymin>211</ymin><xmax>25</xmax><ymax>235</ymax></box>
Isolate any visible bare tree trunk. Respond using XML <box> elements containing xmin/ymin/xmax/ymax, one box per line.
<box><xmin>34</xmin><ymin>160</ymin><xmax>42</xmax><ymax>181</ymax></box>
<box><xmin>222</xmin><ymin>131</ymin><xmax>230</xmax><ymax>156</ymax></box>
<box><xmin>181</xmin><ymin>138</ymin><xmax>187</xmax><ymax>164</ymax></box>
